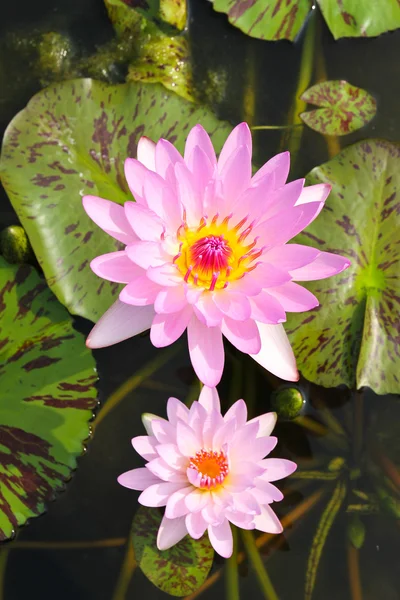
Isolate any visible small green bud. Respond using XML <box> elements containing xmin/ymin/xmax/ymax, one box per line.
<box><xmin>270</xmin><ymin>386</ymin><xmax>305</xmax><ymax>420</ymax></box>
<box><xmin>347</xmin><ymin>515</ymin><xmax>366</xmax><ymax>549</ymax></box>
<box><xmin>0</xmin><ymin>225</ymin><xmax>33</xmax><ymax>264</ymax></box>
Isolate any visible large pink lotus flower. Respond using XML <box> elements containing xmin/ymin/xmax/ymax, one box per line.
<box><xmin>83</xmin><ymin>123</ymin><xmax>349</xmax><ymax>386</ymax></box>
<box><xmin>118</xmin><ymin>386</ymin><xmax>296</xmax><ymax>558</ymax></box>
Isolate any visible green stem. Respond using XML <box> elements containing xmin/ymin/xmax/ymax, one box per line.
<box><xmin>251</xmin><ymin>124</ymin><xmax>303</xmax><ymax>131</ymax></box>
<box><xmin>280</xmin><ymin>8</ymin><xmax>317</xmax><ymax>160</ymax></box>
<box><xmin>353</xmin><ymin>390</ymin><xmax>364</xmax><ymax>463</ymax></box>
<box><xmin>241</xmin><ymin>530</ymin><xmax>279</xmax><ymax>600</ymax></box>
<box><xmin>112</xmin><ymin>538</ymin><xmax>137</xmax><ymax>600</ymax></box>
<box><xmin>0</xmin><ymin>550</ymin><xmax>9</xmax><ymax>600</ymax></box>
<box><xmin>225</xmin><ymin>527</ymin><xmax>240</xmax><ymax>600</ymax></box>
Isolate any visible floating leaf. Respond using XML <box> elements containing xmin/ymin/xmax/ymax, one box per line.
<box><xmin>127</xmin><ymin>35</ymin><xmax>194</xmax><ymax>102</ymax></box>
<box><xmin>318</xmin><ymin>0</ymin><xmax>400</xmax><ymax>41</ymax></box>
<box><xmin>159</xmin><ymin>0</ymin><xmax>187</xmax><ymax>30</ymax></box>
<box><xmin>0</xmin><ymin>78</ymin><xmax>231</xmax><ymax>322</ymax></box>
<box><xmin>305</xmin><ymin>480</ymin><xmax>347</xmax><ymax>600</ymax></box>
<box><xmin>300</xmin><ymin>80</ymin><xmax>376</xmax><ymax>136</ymax></box>
<box><xmin>286</xmin><ymin>139</ymin><xmax>400</xmax><ymax>394</ymax></box>
<box><xmin>0</xmin><ymin>257</ymin><xmax>97</xmax><ymax>541</ymax></box>
<box><xmin>209</xmin><ymin>1</ymin><xmax>400</xmax><ymax>41</ymax></box>
<box><xmin>132</xmin><ymin>506</ymin><xmax>214</xmax><ymax>596</ymax></box>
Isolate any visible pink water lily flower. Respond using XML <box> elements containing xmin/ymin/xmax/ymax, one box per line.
<box><xmin>83</xmin><ymin>123</ymin><xmax>350</xmax><ymax>386</ymax></box>
<box><xmin>118</xmin><ymin>386</ymin><xmax>296</xmax><ymax>557</ymax></box>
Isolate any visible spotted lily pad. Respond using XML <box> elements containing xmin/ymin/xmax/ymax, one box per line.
<box><xmin>0</xmin><ymin>257</ymin><xmax>97</xmax><ymax>541</ymax></box>
<box><xmin>132</xmin><ymin>506</ymin><xmax>214</xmax><ymax>596</ymax></box>
<box><xmin>286</xmin><ymin>140</ymin><xmax>400</xmax><ymax>394</ymax></box>
<box><xmin>209</xmin><ymin>0</ymin><xmax>400</xmax><ymax>41</ymax></box>
<box><xmin>300</xmin><ymin>81</ymin><xmax>376</xmax><ymax>136</ymax></box>
<box><xmin>0</xmin><ymin>79</ymin><xmax>231</xmax><ymax>322</ymax></box>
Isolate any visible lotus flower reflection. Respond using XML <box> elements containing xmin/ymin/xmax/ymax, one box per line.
<box><xmin>118</xmin><ymin>386</ymin><xmax>297</xmax><ymax>558</ymax></box>
<box><xmin>83</xmin><ymin>123</ymin><xmax>350</xmax><ymax>386</ymax></box>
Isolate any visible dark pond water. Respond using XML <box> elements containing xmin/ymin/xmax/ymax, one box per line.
<box><xmin>0</xmin><ymin>0</ymin><xmax>399</xmax><ymax>598</ymax></box>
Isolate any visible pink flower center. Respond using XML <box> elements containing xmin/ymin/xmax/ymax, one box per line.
<box><xmin>189</xmin><ymin>449</ymin><xmax>229</xmax><ymax>489</ymax></box>
<box><xmin>189</xmin><ymin>235</ymin><xmax>232</xmax><ymax>277</ymax></box>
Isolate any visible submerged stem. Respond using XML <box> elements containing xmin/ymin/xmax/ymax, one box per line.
<box><xmin>112</xmin><ymin>538</ymin><xmax>137</xmax><ymax>600</ymax></box>
<box><xmin>93</xmin><ymin>345</ymin><xmax>179</xmax><ymax>431</ymax></box>
<box><xmin>0</xmin><ymin>550</ymin><xmax>9</xmax><ymax>600</ymax></box>
<box><xmin>347</xmin><ymin>543</ymin><xmax>363</xmax><ymax>600</ymax></box>
<box><xmin>241</xmin><ymin>530</ymin><xmax>279</xmax><ymax>600</ymax></box>
<box><xmin>226</xmin><ymin>527</ymin><xmax>240</xmax><ymax>600</ymax></box>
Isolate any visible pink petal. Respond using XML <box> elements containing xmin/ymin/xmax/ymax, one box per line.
<box><xmin>212</xmin><ymin>418</ymin><xmax>237</xmax><ymax>449</ymax></box>
<box><xmin>126</xmin><ymin>240</ymin><xmax>169</xmax><ymax>270</ymax></box>
<box><xmin>202</xmin><ymin>409</ymin><xmax>224</xmax><ymax>449</ymax></box>
<box><xmin>252</xmin><ymin>263</ymin><xmax>292</xmax><ymax>288</ymax></box>
<box><xmin>86</xmin><ymin>300</ymin><xmax>154</xmax><ymax>348</ymax></box>
<box><xmin>198</xmin><ymin>386</ymin><xmax>221</xmax><ymax>414</ymax></box>
<box><xmin>157</xmin><ymin>515</ymin><xmax>187</xmax><ymax>550</ymax></box>
<box><xmin>253</xmin><ymin>480</ymin><xmax>284</xmax><ymax>502</ymax></box>
<box><xmin>229</xmin><ymin>272</ymin><xmax>263</xmax><ymax>297</ymax></box>
<box><xmin>232</xmin><ymin>491</ymin><xmax>261</xmax><ymax>515</ymax></box>
<box><xmin>120</xmin><ymin>276</ymin><xmax>160</xmax><ymax>306</ymax></box>
<box><xmin>232</xmin><ymin>435</ymin><xmax>277</xmax><ymax>462</ymax></box>
<box><xmin>224</xmin><ymin>399</ymin><xmax>247</xmax><ymax>427</ymax></box>
<box><xmin>137</xmin><ymin>136</ymin><xmax>156</xmax><ymax>171</ymax></box>
<box><xmin>193</xmin><ymin>294</ymin><xmax>223</xmax><ymax>327</ymax></box>
<box><xmin>259</xmin><ymin>179</ymin><xmax>305</xmax><ymax>220</ymax></box>
<box><xmin>225</xmin><ymin>510</ymin><xmax>255</xmax><ymax>529</ymax></box>
<box><xmin>289</xmin><ymin>251</ymin><xmax>351</xmax><ymax>281</ymax></box>
<box><xmin>250</xmin><ymin>291</ymin><xmax>287</xmax><ymax>324</ymax></box>
<box><xmin>251</xmin><ymin>323</ymin><xmax>298</xmax><ymax>382</ymax></box>
<box><xmin>143</xmin><ymin>171</ymin><xmax>182</xmax><ymax>229</ymax></box>
<box><xmin>253</xmin><ymin>505</ymin><xmax>283</xmax><ymax>534</ymax></box>
<box><xmin>131</xmin><ymin>435</ymin><xmax>158</xmax><ymax>460</ymax></box>
<box><xmin>268</xmin><ymin>282</ymin><xmax>319</xmax><ymax>312</ymax></box>
<box><xmin>223</xmin><ymin>472</ymin><xmax>253</xmax><ymax>493</ymax></box>
<box><xmin>188</xmin><ymin>402</ymin><xmax>208</xmax><ymax>437</ymax></box>
<box><xmin>232</xmin><ymin>460</ymin><xmax>265</xmax><ymax>478</ymax></box>
<box><xmin>82</xmin><ymin>195</ymin><xmax>136</xmax><ymax>244</ymax></box>
<box><xmin>185</xmin><ymin>489</ymin><xmax>212</xmax><ymax>512</ymax></box>
<box><xmin>165</xmin><ymin>487</ymin><xmax>193</xmax><ymax>518</ymax></box>
<box><xmin>208</xmin><ymin>519</ymin><xmax>233</xmax><ymax>558</ymax></box>
<box><xmin>138</xmin><ymin>481</ymin><xmax>184</xmax><ymax>507</ymax></box>
<box><xmin>150</xmin><ymin>306</ymin><xmax>192</xmax><ymax>347</ymax></box>
<box><xmin>124</xmin><ymin>201</ymin><xmax>165</xmax><ymax>241</ymax></box>
<box><xmin>155</xmin><ymin>138</ymin><xmax>183</xmax><ymax>179</ymax></box>
<box><xmin>156</xmin><ymin>443</ymin><xmax>187</xmax><ymax>470</ymax></box>
<box><xmin>185</xmin><ymin>285</ymin><xmax>204</xmax><ymax>305</ymax></box>
<box><xmin>263</xmin><ymin>244</ymin><xmax>320</xmax><ymax>271</ymax></box>
<box><xmin>185</xmin><ymin>146</ymin><xmax>214</xmax><ymax>202</ymax></box>
<box><xmin>146</xmin><ymin>458</ymin><xmax>187</xmax><ymax>482</ymax></box>
<box><xmin>90</xmin><ymin>251</ymin><xmax>142</xmax><ymax>283</ymax></box>
<box><xmin>221</xmin><ymin>317</ymin><xmax>261</xmax><ymax>354</ymax></box>
<box><xmin>259</xmin><ymin>458</ymin><xmax>297</xmax><ymax>481</ymax></box>
<box><xmin>213</xmin><ymin>290</ymin><xmax>251</xmax><ymax>321</ymax></box>
<box><xmin>117</xmin><ymin>467</ymin><xmax>159</xmax><ymax>491</ymax></box>
<box><xmin>147</xmin><ymin>263</ymin><xmax>182</xmax><ymax>287</ymax></box>
<box><xmin>251</xmin><ymin>151</ymin><xmax>290</xmax><ymax>187</ymax></box>
<box><xmin>247</xmin><ymin>412</ymin><xmax>277</xmax><ymax>437</ymax></box>
<box><xmin>151</xmin><ymin>419</ymin><xmax>176</xmax><ymax>444</ymax></box>
<box><xmin>218</xmin><ymin>123</ymin><xmax>252</xmax><ymax>172</ymax></box>
<box><xmin>176</xmin><ymin>421</ymin><xmax>201</xmax><ymax>457</ymax></box>
<box><xmin>155</xmin><ymin>286</ymin><xmax>187</xmax><ymax>314</ymax></box>
<box><xmin>254</xmin><ymin>203</ymin><xmax>322</xmax><ymax>247</ymax></box>
<box><xmin>124</xmin><ymin>158</ymin><xmax>148</xmax><ymax>203</ymax></box>
<box><xmin>296</xmin><ymin>183</ymin><xmax>331</xmax><ymax>206</ymax></box>
<box><xmin>142</xmin><ymin>413</ymin><xmax>166</xmax><ymax>436</ymax></box>
<box><xmin>219</xmin><ymin>145</ymin><xmax>252</xmax><ymax>206</ymax></box>
<box><xmin>184</xmin><ymin>124</ymin><xmax>217</xmax><ymax>168</ymax></box>
<box><xmin>166</xmin><ymin>397</ymin><xmax>190</xmax><ymax>425</ymax></box>
<box><xmin>185</xmin><ymin>512</ymin><xmax>208</xmax><ymax>539</ymax></box>
<box><xmin>187</xmin><ymin>317</ymin><xmax>224</xmax><ymax>387</ymax></box>
<box><xmin>175</xmin><ymin>162</ymin><xmax>202</xmax><ymax>226</ymax></box>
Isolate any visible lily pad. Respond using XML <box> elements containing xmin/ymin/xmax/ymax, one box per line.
<box><xmin>132</xmin><ymin>506</ymin><xmax>214</xmax><ymax>596</ymax></box>
<box><xmin>300</xmin><ymin>80</ymin><xmax>377</xmax><ymax>136</ymax></box>
<box><xmin>286</xmin><ymin>139</ymin><xmax>400</xmax><ymax>394</ymax></box>
<box><xmin>0</xmin><ymin>257</ymin><xmax>97</xmax><ymax>541</ymax></box>
<box><xmin>209</xmin><ymin>0</ymin><xmax>400</xmax><ymax>41</ymax></box>
<box><xmin>0</xmin><ymin>78</ymin><xmax>231</xmax><ymax>322</ymax></box>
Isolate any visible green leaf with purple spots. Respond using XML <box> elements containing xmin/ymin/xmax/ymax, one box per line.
<box><xmin>0</xmin><ymin>257</ymin><xmax>97</xmax><ymax>541</ymax></box>
<box><xmin>209</xmin><ymin>0</ymin><xmax>311</xmax><ymax>41</ymax></box>
<box><xmin>318</xmin><ymin>0</ymin><xmax>400</xmax><ymax>41</ymax></box>
<box><xmin>0</xmin><ymin>79</ymin><xmax>231</xmax><ymax>322</ymax></box>
<box><xmin>300</xmin><ymin>80</ymin><xmax>377</xmax><ymax>136</ymax></box>
<box><xmin>286</xmin><ymin>139</ymin><xmax>400</xmax><ymax>394</ymax></box>
<box><xmin>208</xmin><ymin>1</ymin><xmax>400</xmax><ymax>41</ymax></box>
<box><xmin>132</xmin><ymin>506</ymin><xmax>214</xmax><ymax>596</ymax></box>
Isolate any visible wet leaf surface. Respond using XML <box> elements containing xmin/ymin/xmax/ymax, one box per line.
<box><xmin>0</xmin><ymin>257</ymin><xmax>97</xmax><ymax>541</ymax></box>
<box><xmin>209</xmin><ymin>1</ymin><xmax>400</xmax><ymax>41</ymax></box>
<box><xmin>132</xmin><ymin>506</ymin><xmax>214</xmax><ymax>596</ymax></box>
<box><xmin>300</xmin><ymin>80</ymin><xmax>376</xmax><ymax>136</ymax></box>
<box><xmin>286</xmin><ymin>140</ymin><xmax>400</xmax><ymax>394</ymax></box>
<box><xmin>0</xmin><ymin>78</ymin><xmax>231</xmax><ymax>322</ymax></box>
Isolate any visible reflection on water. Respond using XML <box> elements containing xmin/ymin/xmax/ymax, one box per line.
<box><xmin>0</xmin><ymin>0</ymin><xmax>399</xmax><ymax>598</ymax></box>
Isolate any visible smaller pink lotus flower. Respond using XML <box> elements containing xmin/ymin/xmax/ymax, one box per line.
<box><xmin>118</xmin><ymin>386</ymin><xmax>296</xmax><ymax>558</ymax></box>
